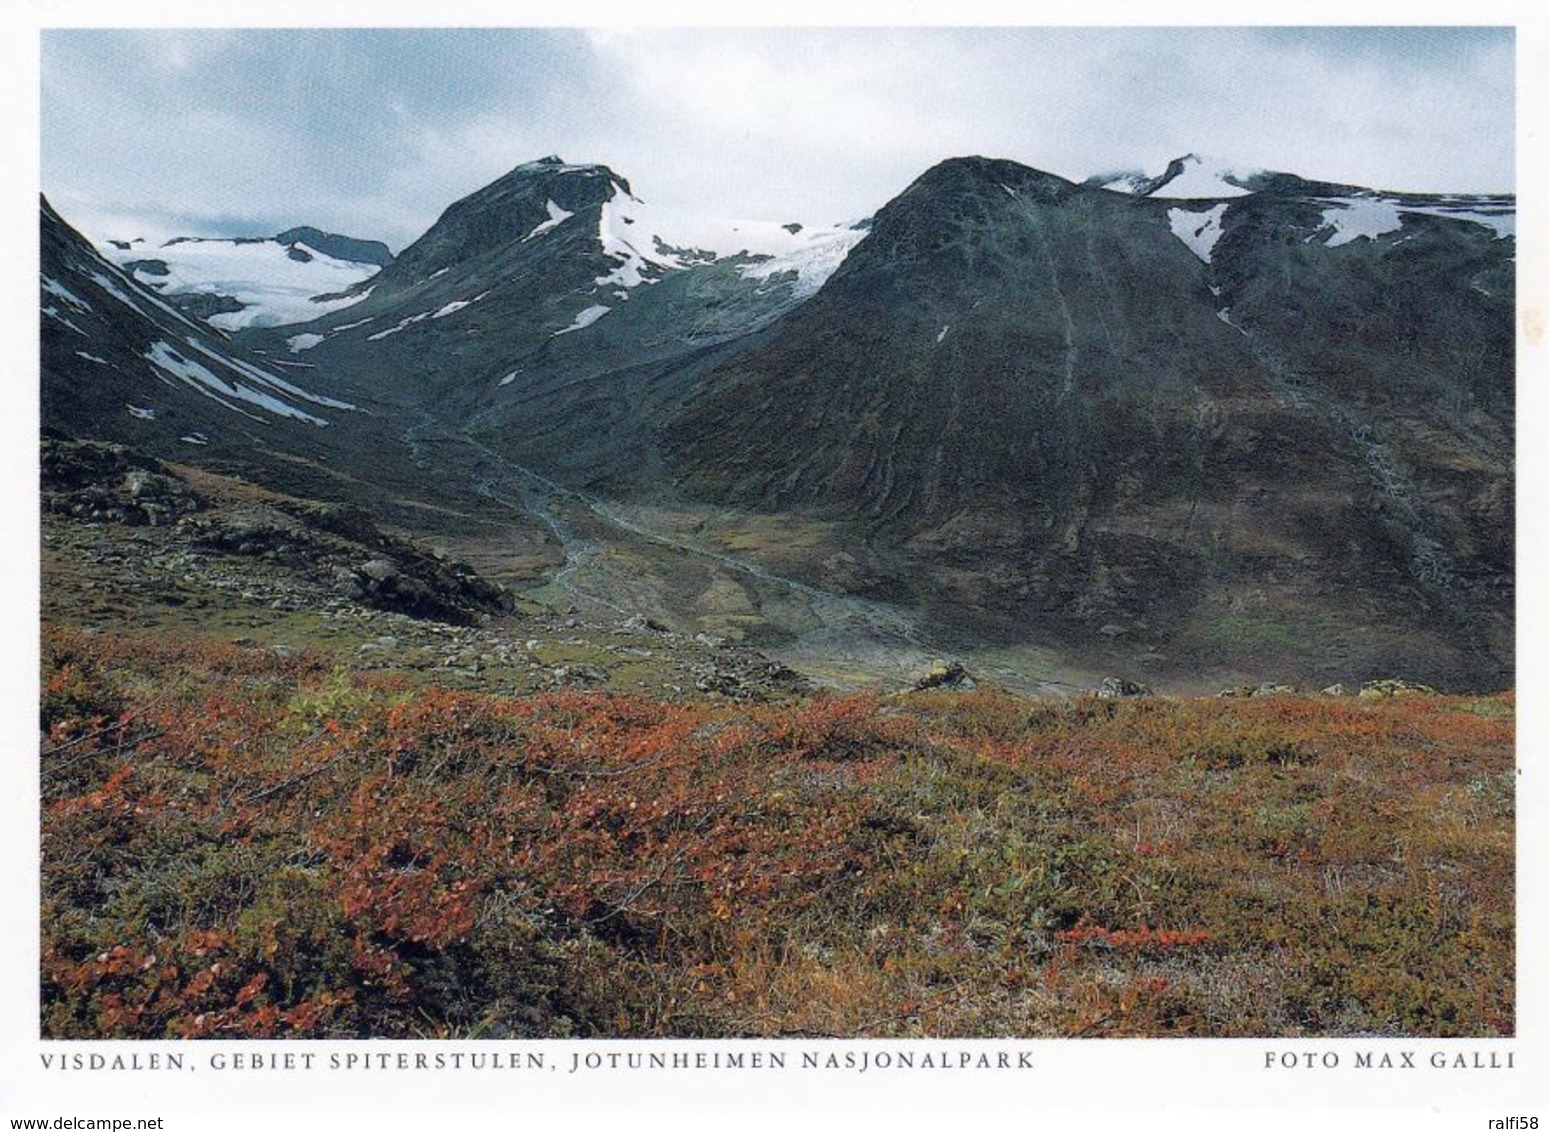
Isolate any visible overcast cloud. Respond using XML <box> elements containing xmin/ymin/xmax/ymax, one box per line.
<box><xmin>40</xmin><ymin>26</ymin><xmax>1514</xmax><ymax>251</ymax></box>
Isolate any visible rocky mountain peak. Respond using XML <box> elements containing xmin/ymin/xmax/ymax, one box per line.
<box><xmin>1147</xmin><ymin>153</ymin><xmax>1265</xmax><ymax>197</ymax></box>
<box><xmin>385</xmin><ymin>156</ymin><xmax>630</xmax><ymax>282</ymax></box>
<box><xmin>494</xmin><ymin>155</ymin><xmax>633</xmax><ymax>203</ymax></box>
<box><xmin>848</xmin><ymin>156</ymin><xmax>1107</xmax><ymax>279</ymax></box>
<box><xmin>1084</xmin><ymin>153</ymin><xmax>1270</xmax><ymax>198</ymax></box>
<box><xmin>905</xmin><ymin>155</ymin><xmax>1081</xmax><ymax>202</ymax></box>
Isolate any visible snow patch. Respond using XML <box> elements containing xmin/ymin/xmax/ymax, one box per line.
<box><xmin>43</xmin><ymin>276</ymin><xmax>92</xmax><ymax>311</ymax></box>
<box><xmin>595</xmin><ymin>188</ymin><xmax>684</xmax><ymax>290</ymax></box>
<box><xmin>144</xmin><ymin>340</ymin><xmax>329</xmax><ymax>424</ymax></box>
<box><xmin>936</xmin><ymin>325</ymin><xmax>950</xmax><ymax>343</ymax></box>
<box><xmin>593</xmin><ymin>184</ymin><xmax>867</xmax><ymax>301</ymax></box>
<box><xmin>1317</xmin><ymin>196</ymin><xmax>1514</xmax><ymax>247</ymax></box>
<box><xmin>499</xmin><ymin>371</ymin><xmax>519</xmax><ymax>387</ymax></box>
<box><xmin>180</xmin><ymin>433</ymin><xmax>209</xmax><ymax>446</ymax></box>
<box><xmin>369</xmin><ymin>292</ymin><xmax>491</xmax><ymax>338</ymax></box>
<box><xmin>1167</xmin><ymin>204</ymin><xmax>1230</xmax><ymax>263</ymax></box>
<box><xmin>76</xmin><ymin>351</ymin><xmax>109</xmax><ymax>365</ymax></box>
<box><xmin>89</xmin><ymin>270</ymin><xmax>206</xmax><ymax>336</ymax></box>
<box><xmin>368</xmin><ymin>311</ymin><xmax>433</xmax><ymax>341</ymax></box>
<box><xmin>96</xmin><ymin>236</ymin><xmax>379</xmax><ymax>330</ymax></box>
<box><xmin>287</xmin><ymin>333</ymin><xmax>326</xmax><ymax>353</ymax></box>
<box><xmin>42</xmin><ymin>306</ymin><xmax>87</xmax><ymax>335</ymax></box>
<box><xmin>179</xmin><ymin>337</ymin><xmax>355</xmax><ymax>411</ymax></box>
<box><xmin>85</xmin><ymin>271</ymin><xmax>150</xmax><ymax>319</ymax></box>
<box><xmin>126</xmin><ymin>404</ymin><xmax>156</xmax><ymax>420</ymax></box>
<box><xmin>735</xmin><ymin>224</ymin><xmax>868</xmax><ymax>300</ymax></box>
<box><xmin>523</xmin><ymin>199</ymin><xmax>575</xmax><ymax>241</ymax></box>
<box><xmin>1400</xmin><ymin>205</ymin><xmax>1514</xmax><ymax>240</ymax></box>
<box><xmin>553</xmin><ymin>304</ymin><xmax>612</xmax><ymax>336</ymax></box>
<box><xmin>1319</xmin><ymin>197</ymin><xmax>1404</xmax><ymax>247</ymax></box>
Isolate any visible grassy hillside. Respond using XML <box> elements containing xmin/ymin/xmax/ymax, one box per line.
<box><xmin>40</xmin><ymin>624</ymin><xmax>1513</xmax><ymax>1039</ymax></box>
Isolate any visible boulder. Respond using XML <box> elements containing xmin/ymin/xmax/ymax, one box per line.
<box><xmin>358</xmin><ymin>558</ymin><xmax>398</xmax><ymax>584</ymax></box>
<box><xmin>1358</xmin><ymin>678</ymin><xmax>1437</xmax><ymax>699</ymax></box>
<box><xmin>1096</xmin><ymin>677</ymin><xmax>1151</xmax><ymax>699</ymax></box>
<box><xmin>914</xmin><ymin>660</ymin><xmax>976</xmax><ymax>691</ymax></box>
<box><xmin>1219</xmin><ymin>682</ymin><xmax>1297</xmax><ymax>698</ymax></box>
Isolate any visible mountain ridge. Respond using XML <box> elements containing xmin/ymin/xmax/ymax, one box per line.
<box><xmin>41</xmin><ymin>149</ymin><xmax>1516</xmax><ymax>692</ymax></box>
<box><xmin>657</xmin><ymin>154</ymin><xmax>1512</xmax><ymax>687</ymax></box>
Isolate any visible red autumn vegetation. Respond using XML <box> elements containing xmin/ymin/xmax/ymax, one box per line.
<box><xmin>40</xmin><ymin>625</ymin><xmax>1514</xmax><ymax>1039</ymax></box>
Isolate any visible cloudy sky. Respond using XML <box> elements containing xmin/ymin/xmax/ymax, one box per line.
<box><xmin>40</xmin><ymin>26</ymin><xmax>1514</xmax><ymax>252</ymax></box>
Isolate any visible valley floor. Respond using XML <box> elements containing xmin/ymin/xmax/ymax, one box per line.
<box><xmin>38</xmin><ymin>452</ymin><xmax>1515</xmax><ymax>1040</ymax></box>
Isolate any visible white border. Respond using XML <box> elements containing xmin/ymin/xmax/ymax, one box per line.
<box><xmin>5</xmin><ymin>4</ymin><xmax>1545</xmax><ymax>1127</ymax></box>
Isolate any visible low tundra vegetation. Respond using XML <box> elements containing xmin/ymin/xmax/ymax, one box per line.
<box><xmin>40</xmin><ymin>625</ymin><xmax>1513</xmax><ymax>1039</ymax></box>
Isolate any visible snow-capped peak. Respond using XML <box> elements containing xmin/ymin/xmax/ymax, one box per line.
<box><xmin>1094</xmin><ymin>170</ymin><xmax>1156</xmax><ymax>195</ymax></box>
<box><xmin>1146</xmin><ymin>154</ymin><xmax>1263</xmax><ymax>199</ymax></box>
<box><xmin>1093</xmin><ymin>154</ymin><xmax>1265</xmax><ymax>200</ymax></box>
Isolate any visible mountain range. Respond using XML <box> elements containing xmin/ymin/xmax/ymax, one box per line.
<box><xmin>40</xmin><ymin>150</ymin><xmax>1515</xmax><ymax>692</ymax></box>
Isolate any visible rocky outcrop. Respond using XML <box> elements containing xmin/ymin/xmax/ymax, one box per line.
<box><xmin>1358</xmin><ymin>679</ymin><xmax>1438</xmax><ymax>699</ymax></box>
<box><xmin>1096</xmin><ymin>677</ymin><xmax>1152</xmax><ymax>699</ymax></box>
<box><xmin>913</xmin><ymin>660</ymin><xmax>977</xmax><ymax>691</ymax></box>
<box><xmin>46</xmin><ymin>434</ymin><xmax>512</xmax><ymax>626</ymax></box>
<box><xmin>41</xmin><ymin>434</ymin><xmax>202</xmax><ymax>526</ymax></box>
<box><xmin>338</xmin><ymin>553</ymin><xmax>511</xmax><ymax>623</ymax></box>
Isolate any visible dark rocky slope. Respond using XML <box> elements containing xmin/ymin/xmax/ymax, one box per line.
<box><xmin>661</xmin><ymin>158</ymin><xmax>1512</xmax><ymax>688</ymax></box>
